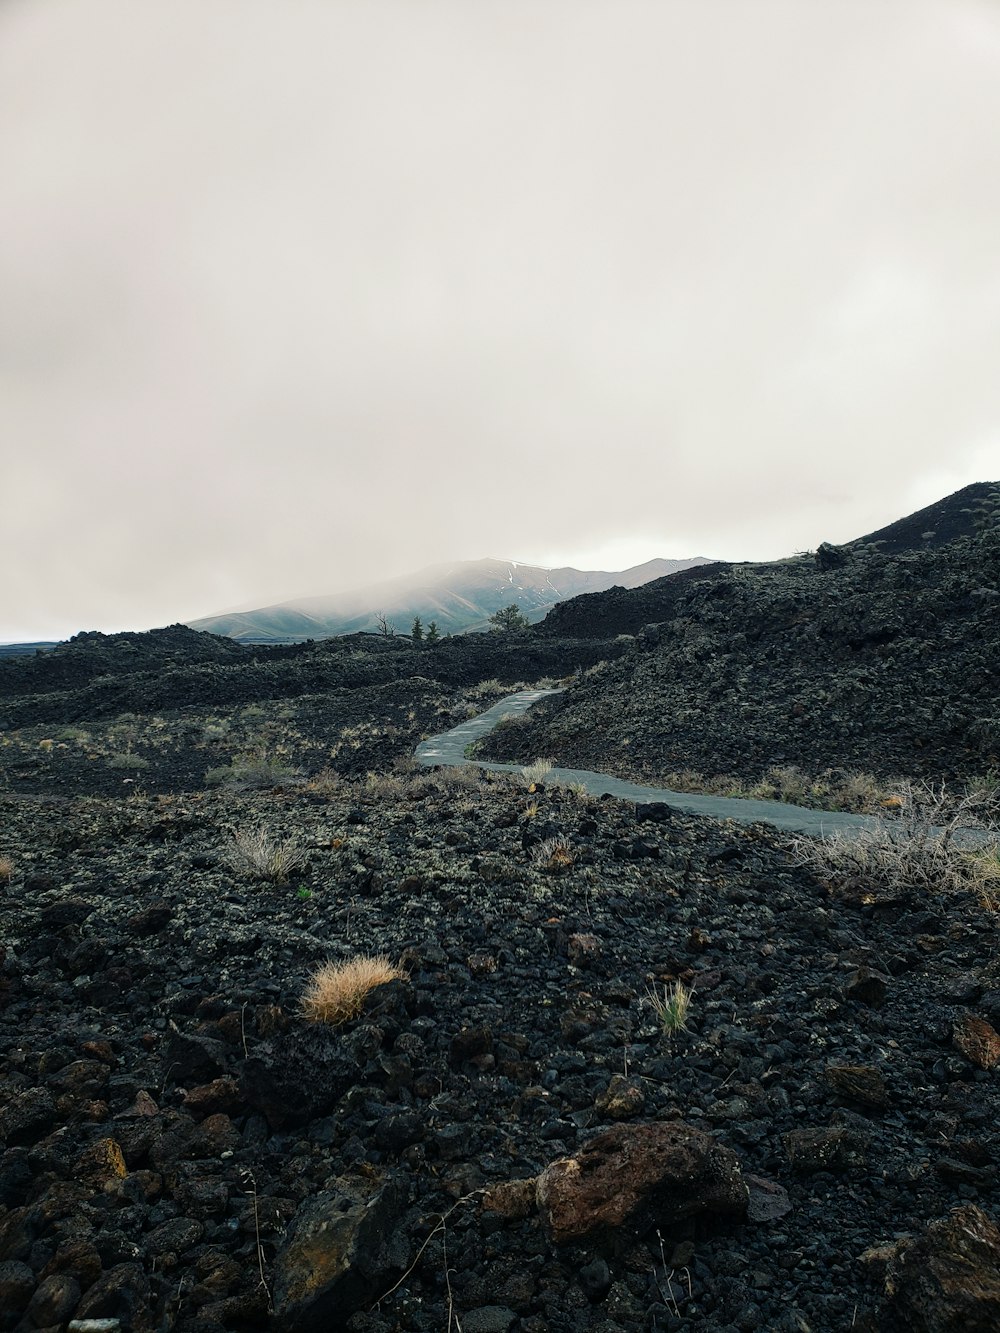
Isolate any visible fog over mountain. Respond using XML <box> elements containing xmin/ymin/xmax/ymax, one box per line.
<box><xmin>2</xmin><ymin>1</ymin><xmax>1000</xmax><ymax>643</ymax></box>
<box><xmin>188</xmin><ymin>556</ymin><xmax>711</xmax><ymax>641</ymax></box>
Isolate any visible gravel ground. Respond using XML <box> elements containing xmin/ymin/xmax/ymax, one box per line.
<box><xmin>3</xmin><ymin>759</ymin><xmax>1000</xmax><ymax>1331</ymax></box>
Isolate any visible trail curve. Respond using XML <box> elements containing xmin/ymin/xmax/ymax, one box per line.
<box><xmin>415</xmin><ymin>688</ymin><xmax>889</xmax><ymax>838</ymax></box>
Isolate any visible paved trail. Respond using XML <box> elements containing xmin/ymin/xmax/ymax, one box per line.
<box><xmin>415</xmin><ymin>688</ymin><xmax>887</xmax><ymax>838</ymax></box>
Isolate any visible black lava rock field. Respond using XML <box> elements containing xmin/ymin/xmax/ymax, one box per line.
<box><xmin>3</xmin><ymin>747</ymin><xmax>1000</xmax><ymax>1332</ymax></box>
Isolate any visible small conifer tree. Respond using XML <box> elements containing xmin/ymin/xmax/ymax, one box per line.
<box><xmin>489</xmin><ymin>603</ymin><xmax>530</xmax><ymax>631</ymax></box>
<box><xmin>411</xmin><ymin>616</ymin><xmax>424</xmax><ymax>642</ymax></box>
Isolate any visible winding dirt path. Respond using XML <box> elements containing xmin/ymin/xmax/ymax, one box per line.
<box><xmin>415</xmin><ymin>688</ymin><xmax>886</xmax><ymax>837</ymax></box>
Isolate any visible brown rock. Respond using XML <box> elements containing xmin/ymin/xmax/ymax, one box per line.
<box><xmin>146</xmin><ymin>1215</ymin><xmax>204</xmax><ymax>1259</ymax></box>
<box><xmin>0</xmin><ymin>1206</ymin><xmax>40</xmax><ymax>1262</ymax></box>
<box><xmin>127</xmin><ymin>1169</ymin><xmax>163</xmax><ymax>1202</ymax></box>
<box><xmin>41</xmin><ymin>1239</ymin><xmax>103</xmax><ymax>1289</ymax></box>
<box><xmin>79</xmin><ymin>1099</ymin><xmax>110</xmax><ymax>1122</ymax></box>
<box><xmin>784</xmin><ymin>1126</ymin><xmax>868</xmax><ymax>1174</ymax></box>
<box><xmin>567</xmin><ymin>933</ymin><xmax>602</xmax><ymax>965</ymax></box>
<box><xmin>844</xmin><ymin>967</ymin><xmax>889</xmax><ymax>1006</ymax></box>
<box><xmin>216</xmin><ymin>1011</ymin><xmax>245</xmax><ymax>1045</ymax></box>
<box><xmin>80</xmin><ymin>1040</ymin><xmax>117</xmax><ymax>1065</ymax></box>
<box><xmin>199</xmin><ymin>1287</ymin><xmax>273</xmax><ymax>1327</ymax></box>
<box><xmin>482</xmin><ymin>1178</ymin><xmax>537</xmax><ymax>1220</ymax></box>
<box><xmin>126</xmin><ymin>901</ymin><xmax>173</xmax><ymax>934</ymax></box>
<box><xmin>73</xmin><ymin>1261</ymin><xmax>150</xmax><ymax>1326</ymax></box>
<box><xmin>181</xmin><ymin>1076</ymin><xmax>242</xmax><ymax>1118</ymax></box>
<box><xmin>450</xmin><ymin>1027</ymin><xmax>494</xmax><ymax>1067</ymax></box>
<box><xmin>74</xmin><ymin>1137</ymin><xmax>127</xmax><ymax>1189</ymax></box>
<box><xmin>535</xmin><ymin>1121</ymin><xmax>747</xmax><ymax>1246</ymax></box>
<box><xmin>174</xmin><ymin>1174</ymin><xmax>230</xmax><ymax>1217</ymax></box>
<box><xmin>24</xmin><ymin>1272</ymin><xmax>81</xmax><ymax>1326</ymax></box>
<box><xmin>196</xmin><ymin>1113</ymin><xmax>241</xmax><ymax>1156</ymax></box>
<box><xmin>120</xmin><ymin>1089</ymin><xmax>159</xmax><ymax>1118</ymax></box>
<box><xmin>188</xmin><ymin>1250</ymin><xmax>244</xmax><ymax>1301</ymax></box>
<box><xmin>272</xmin><ymin>1176</ymin><xmax>405</xmax><ymax>1332</ymax></box>
<box><xmin>824</xmin><ymin>1064</ymin><xmax>890</xmax><ymax>1107</ymax></box>
<box><xmin>0</xmin><ymin>1260</ymin><xmax>34</xmax><ymax>1317</ymax></box>
<box><xmin>867</xmin><ymin>1204</ymin><xmax>1000</xmax><ymax>1331</ymax></box>
<box><xmin>256</xmin><ymin>1004</ymin><xmax>288</xmax><ymax>1037</ymax></box>
<box><xmin>745</xmin><ymin>1174</ymin><xmax>792</xmax><ymax>1222</ymax></box>
<box><xmin>953</xmin><ymin>1016</ymin><xmax>1000</xmax><ymax>1070</ymax></box>
<box><xmin>50</xmin><ymin>1059</ymin><xmax>111</xmax><ymax>1095</ymax></box>
<box><xmin>594</xmin><ymin>1075</ymin><xmax>645</xmax><ymax>1120</ymax></box>
<box><xmin>0</xmin><ymin>1088</ymin><xmax>56</xmax><ymax>1146</ymax></box>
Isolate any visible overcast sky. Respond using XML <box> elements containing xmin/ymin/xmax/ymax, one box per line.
<box><xmin>2</xmin><ymin>0</ymin><xmax>999</xmax><ymax>642</ymax></box>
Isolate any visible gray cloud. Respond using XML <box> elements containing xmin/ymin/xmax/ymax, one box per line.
<box><xmin>2</xmin><ymin>0</ymin><xmax>999</xmax><ymax>640</ymax></box>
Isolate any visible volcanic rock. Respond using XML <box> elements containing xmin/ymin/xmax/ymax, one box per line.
<box><xmin>271</xmin><ymin>1175</ymin><xmax>406</xmax><ymax>1332</ymax></box>
<box><xmin>867</xmin><ymin>1204</ymin><xmax>1000</xmax><ymax>1331</ymax></box>
<box><xmin>239</xmin><ymin>1026</ymin><xmax>358</xmax><ymax>1129</ymax></box>
<box><xmin>952</xmin><ymin>1015</ymin><xmax>1000</xmax><ymax>1069</ymax></box>
<box><xmin>535</xmin><ymin>1121</ymin><xmax>747</xmax><ymax>1245</ymax></box>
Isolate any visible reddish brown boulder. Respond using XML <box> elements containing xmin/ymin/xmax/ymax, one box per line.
<box><xmin>535</xmin><ymin>1121</ymin><xmax>747</xmax><ymax>1245</ymax></box>
<box><xmin>866</xmin><ymin>1204</ymin><xmax>1000</xmax><ymax>1331</ymax></box>
<box><xmin>953</xmin><ymin>1015</ymin><xmax>1000</xmax><ymax>1070</ymax></box>
<box><xmin>181</xmin><ymin>1076</ymin><xmax>242</xmax><ymax>1118</ymax></box>
<box><xmin>482</xmin><ymin>1178</ymin><xmax>537</xmax><ymax>1220</ymax></box>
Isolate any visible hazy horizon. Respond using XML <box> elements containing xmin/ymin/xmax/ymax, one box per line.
<box><xmin>4</xmin><ymin>1</ymin><xmax>1000</xmax><ymax>642</ymax></box>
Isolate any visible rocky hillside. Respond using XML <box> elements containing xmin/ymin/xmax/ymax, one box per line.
<box><xmin>3</xmin><ymin>767</ymin><xmax>1000</xmax><ymax>1332</ymax></box>
<box><xmin>851</xmin><ymin>480</ymin><xmax>1000</xmax><ymax>555</ymax></box>
<box><xmin>535</xmin><ymin>482</ymin><xmax>1000</xmax><ymax>642</ymax></box>
<box><xmin>0</xmin><ymin>627</ymin><xmax>246</xmax><ymax>699</ymax></box>
<box><xmin>0</xmin><ymin>629</ymin><xmax>626</xmax><ymax>735</ymax></box>
<box><xmin>479</xmin><ymin>494</ymin><xmax>1000</xmax><ymax>787</ymax></box>
<box><xmin>536</xmin><ymin>562</ymin><xmax>731</xmax><ymax>640</ymax></box>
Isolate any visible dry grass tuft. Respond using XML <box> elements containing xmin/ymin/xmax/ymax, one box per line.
<box><xmin>961</xmin><ymin>846</ymin><xmax>1000</xmax><ymax>910</ymax></box>
<box><xmin>226</xmin><ymin>827</ymin><xmax>308</xmax><ymax>884</ymax></box>
<box><xmin>437</xmin><ymin>765</ymin><xmax>486</xmax><ymax>791</ymax></box>
<box><xmin>521</xmin><ymin>758</ymin><xmax>554</xmax><ymax>789</ymax></box>
<box><xmin>657</xmin><ymin>764</ymin><xmax>893</xmax><ymax>814</ymax></box>
<box><xmin>307</xmin><ymin>768</ymin><xmax>347</xmax><ymax>796</ymax></box>
<box><xmin>301</xmin><ymin>955</ymin><xmax>405</xmax><ymax>1026</ymax></box>
<box><xmin>206</xmin><ymin>754</ymin><xmax>303</xmax><ymax>791</ymax></box>
<box><xmin>533</xmin><ymin>837</ymin><xmax>574</xmax><ymax>873</ymax></box>
<box><xmin>363</xmin><ymin>771</ymin><xmax>410</xmax><ymax>800</ymax></box>
<box><xmin>0</xmin><ymin>856</ymin><xmax>13</xmax><ymax>884</ymax></box>
<box><xmin>790</xmin><ymin>782</ymin><xmax>1000</xmax><ymax>897</ymax></box>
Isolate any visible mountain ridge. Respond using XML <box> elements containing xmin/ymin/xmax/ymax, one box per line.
<box><xmin>187</xmin><ymin>554</ymin><xmax>712</xmax><ymax>642</ymax></box>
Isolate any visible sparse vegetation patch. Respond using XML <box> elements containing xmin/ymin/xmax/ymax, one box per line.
<box><xmin>790</xmin><ymin>782</ymin><xmax>1000</xmax><ymax>897</ymax></box>
<box><xmin>301</xmin><ymin>955</ymin><xmax>405</xmax><ymax>1026</ymax></box>
<box><xmin>226</xmin><ymin>826</ymin><xmax>308</xmax><ymax>883</ymax></box>
<box><xmin>647</xmin><ymin>979</ymin><xmax>692</xmax><ymax>1036</ymax></box>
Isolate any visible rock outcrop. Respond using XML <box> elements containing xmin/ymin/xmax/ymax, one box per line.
<box><xmin>535</xmin><ymin>1122</ymin><xmax>748</xmax><ymax>1246</ymax></box>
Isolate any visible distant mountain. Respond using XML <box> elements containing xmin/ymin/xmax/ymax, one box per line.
<box><xmin>187</xmin><ymin>556</ymin><xmax>713</xmax><ymax>642</ymax></box>
<box><xmin>0</xmin><ymin>641</ymin><xmax>57</xmax><ymax>660</ymax></box>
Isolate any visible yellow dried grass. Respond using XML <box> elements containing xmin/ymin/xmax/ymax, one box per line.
<box><xmin>301</xmin><ymin>955</ymin><xmax>405</xmax><ymax>1026</ymax></box>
